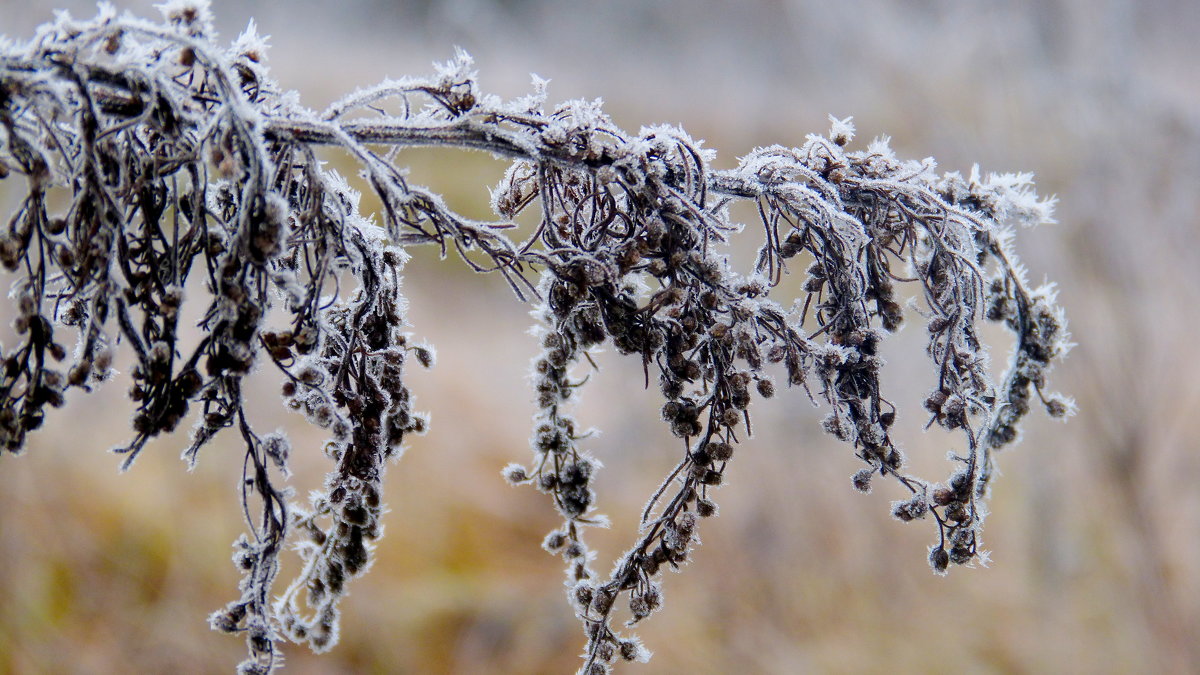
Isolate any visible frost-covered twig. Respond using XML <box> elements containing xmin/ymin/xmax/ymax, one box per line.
<box><xmin>0</xmin><ymin>3</ymin><xmax>1071</xmax><ymax>673</ymax></box>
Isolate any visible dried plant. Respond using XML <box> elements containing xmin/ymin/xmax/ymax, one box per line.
<box><xmin>0</xmin><ymin>3</ymin><xmax>1072</xmax><ymax>673</ymax></box>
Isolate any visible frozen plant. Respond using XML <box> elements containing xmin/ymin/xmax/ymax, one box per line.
<box><xmin>0</xmin><ymin>3</ymin><xmax>1072</xmax><ymax>673</ymax></box>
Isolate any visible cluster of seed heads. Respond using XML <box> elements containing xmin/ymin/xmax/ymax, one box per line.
<box><xmin>0</xmin><ymin>3</ymin><xmax>1070</xmax><ymax>673</ymax></box>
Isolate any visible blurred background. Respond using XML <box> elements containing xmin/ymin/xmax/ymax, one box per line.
<box><xmin>2</xmin><ymin>0</ymin><xmax>1198</xmax><ymax>673</ymax></box>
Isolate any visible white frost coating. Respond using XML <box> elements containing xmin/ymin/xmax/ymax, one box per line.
<box><xmin>229</xmin><ymin>18</ymin><xmax>270</xmax><ymax>63</ymax></box>
<box><xmin>154</xmin><ymin>0</ymin><xmax>216</xmax><ymax>37</ymax></box>
<box><xmin>828</xmin><ymin>114</ymin><xmax>856</xmax><ymax>144</ymax></box>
